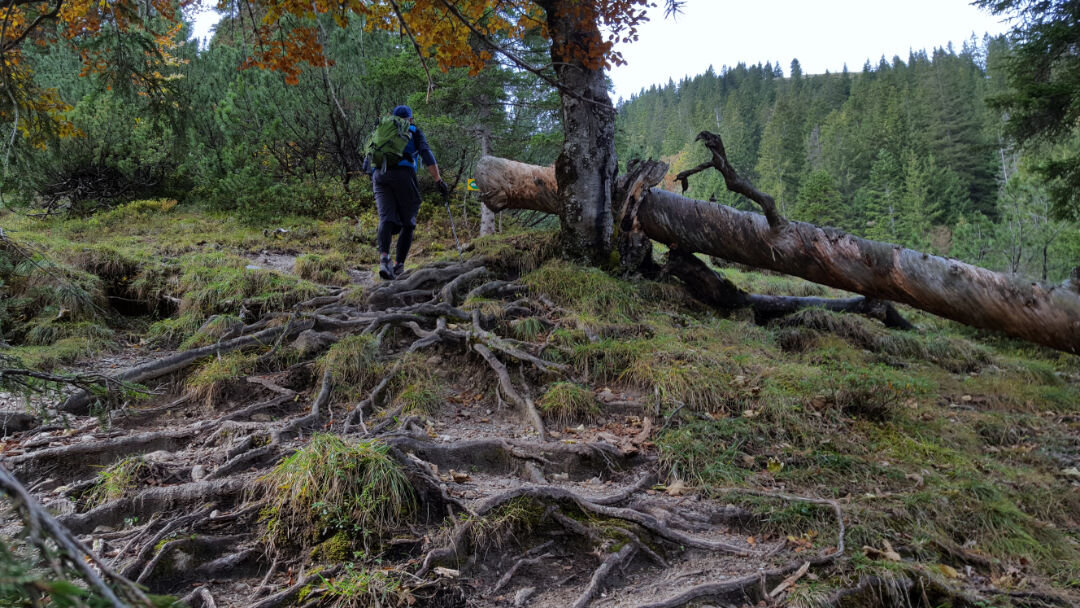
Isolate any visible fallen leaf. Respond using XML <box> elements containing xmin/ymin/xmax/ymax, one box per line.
<box><xmin>449</xmin><ymin>470</ymin><xmax>470</xmax><ymax>483</ymax></box>
<box><xmin>935</xmin><ymin>564</ymin><xmax>961</xmax><ymax>579</ymax></box>
<box><xmin>665</xmin><ymin>479</ymin><xmax>689</xmax><ymax>497</ymax></box>
<box><xmin>767</xmin><ymin>457</ymin><xmax>784</xmax><ymax>474</ymax></box>
<box><xmin>746</xmin><ymin>536</ymin><xmax>757</xmax><ymax>546</ymax></box>
<box><xmin>434</xmin><ymin>567</ymin><xmax>460</xmax><ymax>578</ymax></box>
<box><xmin>882</xmin><ymin>540</ymin><xmax>901</xmax><ymax>561</ymax></box>
<box><xmin>863</xmin><ymin>541</ymin><xmax>901</xmax><ymax>562</ymax></box>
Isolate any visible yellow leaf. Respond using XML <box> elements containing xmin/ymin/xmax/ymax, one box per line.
<box><xmin>935</xmin><ymin>564</ymin><xmax>961</xmax><ymax>579</ymax></box>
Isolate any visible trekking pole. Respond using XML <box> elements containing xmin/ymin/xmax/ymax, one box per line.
<box><xmin>443</xmin><ymin>192</ymin><xmax>463</xmax><ymax>260</ymax></box>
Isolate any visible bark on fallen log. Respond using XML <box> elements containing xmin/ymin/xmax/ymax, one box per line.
<box><xmin>476</xmin><ymin>156</ymin><xmax>1080</xmax><ymax>354</ymax></box>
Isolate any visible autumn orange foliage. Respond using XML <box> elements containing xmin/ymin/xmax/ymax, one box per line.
<box><xmin>1</xmin><ymin>0</ymin><xmax>191</xmax><ymax>143</ymax></box>
<box><xmin>1</xmin><ymin>0</ymin><xmax>659</xmax><ymax>141</ymax></box>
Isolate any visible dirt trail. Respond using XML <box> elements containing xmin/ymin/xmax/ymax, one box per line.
<box><xmin>0</xmin><ymin>258</ymin><xmax>845</xmax><ymax>608</ymax></box>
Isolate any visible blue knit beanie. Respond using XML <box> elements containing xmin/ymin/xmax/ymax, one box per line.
<box><xmin>392</xmin><ymin>105</ymin><xmax>413</xmax><ymax>119</ymax></box>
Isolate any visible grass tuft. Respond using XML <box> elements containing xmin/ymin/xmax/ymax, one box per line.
<box><xmin>828</xmin><ymin>363</ymin><xmax>932</xmax><ymax>422</ymax></box>
<box><xmin>465</xmin><ymin>496</ymin><xmax>547</xmax><ymax>555</ymax></box>
<box><xmin>84</xmin><ymin>457</ymin><xmax>148</xmax><ymax>507</ymax></box>
<box><xmin>294</xmin><ymin>253</ymin><xmax>351</xmax><ymax>286</ymax></box>
<box><xmin>15</xmin><ymin>336</ymin><xmax>115</xmax><ymax>370</ymax></box>
<box><xmin>259</xmin><ymin>434</ymin><xmax>415</xmax><ymax>552</ymax></box>
<box><xmin>146</xmin><ymin>312</ymin><xmax>204</xmax><ymax>348</ymax></box>
<box><xmin>25</xmin><ymin>321</ymin><xmax>115</xmax><ymax>348</ymax></box>
<box><xmin>186</xmin><ymin>351</ymin><xmax>259</xmax><ymax>407</ymax></box>
<box><xmin>177</xmin><ymin>253</ymin><xmax>324</xmax><ymax>317</ymax></box>
<box><xmin>777</xmin><ymin>309</ymin><xmax>993</xmax><ymax>373</ymax></box>
<box><xmin>316</xmin><ymin>334</ymin><xmax>382</xmax><ymax>397</ymax></box>
<box><xmin>303</xmin><ymin>564</ymin><xmax>411</xmax><ymax>608</ymax></box>
<box><xmin>386</xmin><ymin>353</ymin><xmax>445</xmax><ymax>414</ymax></box>
<box><xmin>509</xmin><ymin>317</ymin><xmax>547</xmax><ymax>342</ymax></box>
<box><xmin>179</xmin><ymin>314</ymin><xmax>244</xmax><ymax>350</ymax></box>
<box><xmin>522</xmin><ymin>260</ymin><xmax>641</xmax><ymax>319</ymax></box>
<box><xmin>538</xmin><ymin>381</ymin><xmax>598</xmax><ymax>425</ymax></box>
<box><xmin>470</xmin><ymin>229</ymin><xmax>559</xmax><ymax>274</ymax></box>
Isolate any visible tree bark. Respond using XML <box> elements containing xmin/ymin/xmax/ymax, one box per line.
<box><xmin>536</xmin><ymin>0</ymin><xmax>618</xmax><ymax>264</ymax></box>
<box><xmin>479</xmin><ymin>131</ymin><xmax>497</xmax><ymax>236</ymax></box>
<box><xmin>475</xmin><ymin>156</ymin><xmax>1080</xmax><ymax>354</ymax></box>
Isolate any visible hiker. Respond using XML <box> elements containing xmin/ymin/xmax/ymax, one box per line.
<box><xmin>367</xmin><ymin>105</ymin><xmax>450</xmax><ymax>280</ymax></box>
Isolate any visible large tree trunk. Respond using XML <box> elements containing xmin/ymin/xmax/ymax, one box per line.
<box><xmin>536</xmin><ymin>0</ymin><xmax>617</xmax><ymax>264</ymax></box>
<box><xmin>475</xmin><ymin>156</ymin><xmax>1080</xmax><ymax>354</ymax></box>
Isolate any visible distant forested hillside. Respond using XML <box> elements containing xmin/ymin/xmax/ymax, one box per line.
<box><xmin>616</xmin><ymin>37</ymin><xmax>1080</xmax><ymax>282</ymax></box>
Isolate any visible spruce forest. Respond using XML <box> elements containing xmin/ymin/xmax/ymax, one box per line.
<box><xmin>0</xmin><ymin>2</ymin><xmax>1077</xmax><ymax>608</ymax></box>
<box><xmin>617</xmin><ymin>42</ymin><xmax>1079</xmax><ymax>282</ymax></box>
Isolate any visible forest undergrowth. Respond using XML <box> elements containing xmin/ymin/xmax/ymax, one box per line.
<box><xmin>0</xmin><ymin>199</ymin><xmax>1077</xmax><ymax>608</ymax></box>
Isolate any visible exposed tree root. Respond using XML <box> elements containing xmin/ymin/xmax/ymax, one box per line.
<box><xmin>4</xmin><ymin>254</ymin><xmax>978</xmax><ymax>608</ymax></box>
<box><xmin>666</xmin><ymin>248</ymin><xmax>914</xmax><ymax>329</ymax></box>
<box><xmin>136</xmin><ymin>534</ymin><xmax>246</xmax><ymax>584</ymax></box>
<box><xmin>492</xmin><ymin>544</ymin><xmax>553</xmax><ymax>593</ymax></box>
<box><xmin>474</xmin><ymin>343</ymin><xmax>547</xmax><ymax>439</ymax></box>
<box><xmin>383</xmin><ymin>436</ymin><xmax>647</xmax><ymax>481</ymax></box>
<box><xmin>61</xmin><ymin>321</ymin><xmax>315</xmax><ymax>414</ymax></box>
<box><xmin>626</xmin><ymin>487</ymin><xmax>846</xmax><ymax>608</ymax></box>
<box><xmin>59</xmin><ymin>477</ymin><xmax>247</xmax><ymax>534</ymax></box>
<box><xmin>242</xmin><ymin>565</ymin><xmax>341</xmax><ymax>608</ymax></box>
<box><xmin>119</xmin><ymin>506</ymin><xmax>215</xmax><ymax>579</ymax></box>
<box><xmin>572</xmin><ymin>543</ymin><xmax>637</xmax><ymax>608</ymax></box>
<box><xmin>4</xmin><ymin>425</ymin><xmax>211</xmax><ymax>478</ymax></box>
<box><xmin>207</xmin><ymin>444</ymin><xmax>279</xmax><ymax>480</ymax></box>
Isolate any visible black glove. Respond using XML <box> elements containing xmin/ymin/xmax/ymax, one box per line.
<box><xmin>436</xmin><ymin>180</ymin><xmax>450</xmax><ymax>196</ymax></box>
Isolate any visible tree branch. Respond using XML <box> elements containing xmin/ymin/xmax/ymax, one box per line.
<box><xmin>675</xmin><ymin>131</ymin><xmax>787</xmax><ymax>228</ymax></box>
<box><xmin>387</xmin><ymin>0</ymin><xmax>434</xmax><ymax>102</ymax></box>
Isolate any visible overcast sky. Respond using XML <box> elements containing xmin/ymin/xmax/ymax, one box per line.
<box><xmin>609</xmin><ymin>0</ymin><xmax>1010</xmax><ymax>100</ymax></box>
<box><xmin>189</xmin><ymin>1</ymin><xmax>1011</xmax><ymax>101</ymax></box>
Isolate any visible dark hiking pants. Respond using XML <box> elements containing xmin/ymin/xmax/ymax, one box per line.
<box><xmin>373</xmin><ymin>167</ymin><xmax>422</xmax><ymax>262</ymax></box>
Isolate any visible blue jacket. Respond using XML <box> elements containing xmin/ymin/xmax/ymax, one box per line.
<box><xmin>398</xmin><ymin>125</ymin><xmax>437</xmax><ymax>170</ymax></box>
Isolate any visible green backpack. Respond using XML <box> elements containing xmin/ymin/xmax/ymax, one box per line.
<box><xmin>364</xmin><ymin>115</ymin><xmax>413</xmax><ymax>171</ymax></box>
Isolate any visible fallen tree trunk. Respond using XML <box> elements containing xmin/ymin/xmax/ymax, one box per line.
<box><xmin>476</xmin><ymin>155</ymin><xmax>1080</xmax><ymax>354</ymax></box>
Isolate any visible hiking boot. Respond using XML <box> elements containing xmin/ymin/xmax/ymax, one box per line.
<box><xmin>393</xmin><ymin>262</ymin><xmax>405</xmax><ymax>278</ymax></box>
<box><xmin>378</xmin><ymin>258</ymin><xmax>396</xmax><ymax>280</ymax></box>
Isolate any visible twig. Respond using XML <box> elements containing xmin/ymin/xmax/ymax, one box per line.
<box><xmin>769</xmin><ymin>561</ymin><xmax>810</xmax><ymax>598</ymax></box>
<box><xmin>386</xmin><ymin>0</ymin><xmax>434</xmax><ymax>102</ymax></box>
